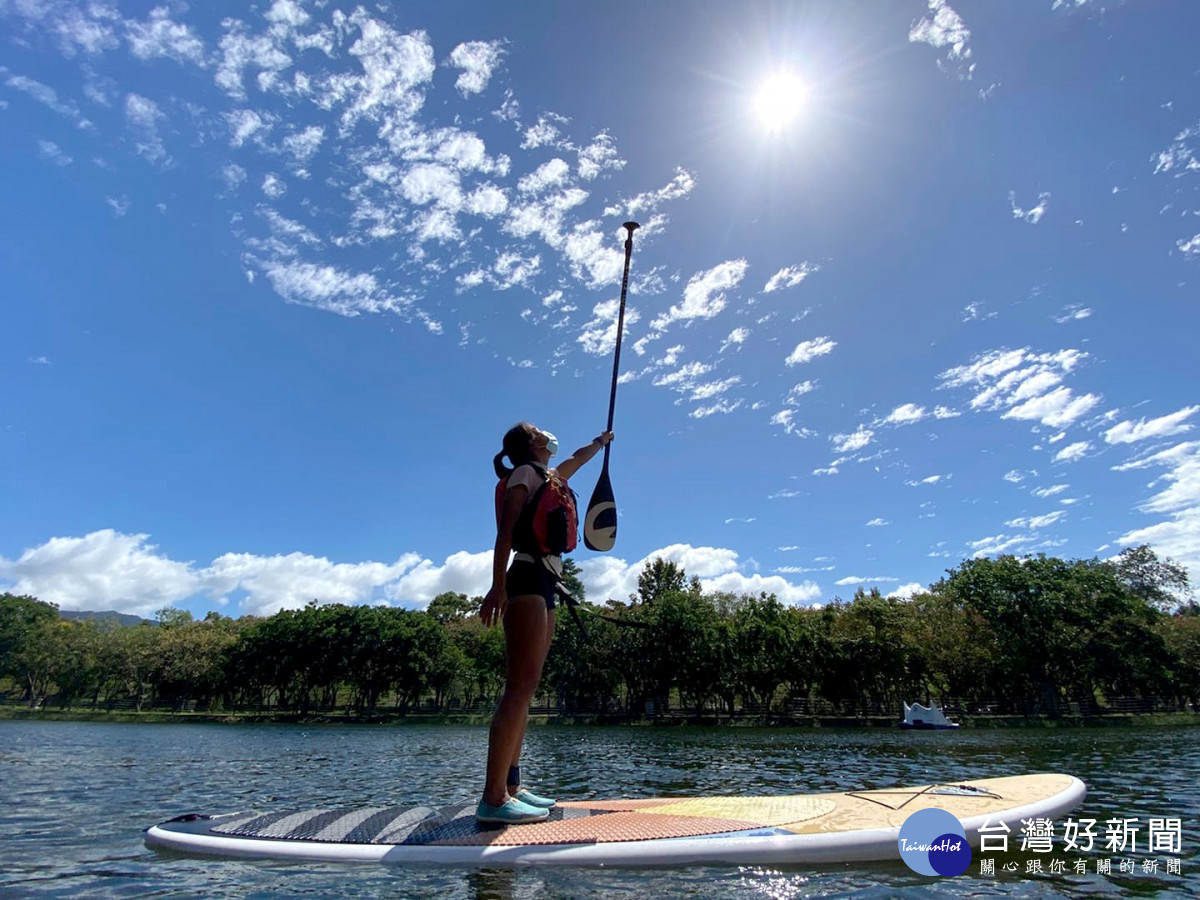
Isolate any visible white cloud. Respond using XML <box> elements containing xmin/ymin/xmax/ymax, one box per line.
<box><xmin>1053</xmin><ymin>304</ymin><xmax>1093</xmax><ymax>324</ymax></box>
<box><xmin>786</xmin><ymin>381</ymin><xmax>817</xmax><ymax>404</ymax></box>
<box><xmin>106</xmin><ymin>195</ymin><xmax>131</xmax><ymax>216</ymax></box>
<box><xmin>577</xmin><ymin>296</ymin><xmax>641</xmax><ymax>355</ymax></box>
<box><xmin>889</xmin><ymin>582</ymin><xmax>926</xmax><ymax>600</ymax></box>
<box><xmin>576</xmin><ymin>132</ymin><xmax>624</xmax><ymax>180</ymax></box>
<box><xmin>1104</xmin><ymin>406</ymin><xmax>1198</xmax><ymax>444</ymax></box>
<box><xmin>261</xmin><ymin>172</ymin><xmax>286</xmax><ymax>198</ymax></box>
<box><xmin>691</xmin><ymin>399</ymin><xmax>743</xmax><ymax>419</ymax></box>
<box><xmin>962</xmin><ymin>301</ymin><xmax>996</xmax><ymax>322</ymax></box>
<box><xmin>518</xmin><ymin>158</ymin><xmax>571</xmax><ymax>194</ymax></box>
<box><xmin>1010</xmin><ymin>190</ymin><xmax>1050</xmax><ymax>224</ymax></box>
<box><xmin>214</xmin><ymin>18</ymin><xmax>293</xmax><ymax>100</ymax></box>
<box><xmin>762</xmin><ymin>263</ymin><xmax>818</xmax><ymax>293</ymax></box>
<box><xmin>832</xmin><ymin>426</ymin><xmax>874</xmax><ymax>454</ymax></box>
<box><xmin>281</xmin><ymin>125</ymin><xmax>324</xmax><ymax>163</ymax></box>
<box><xmin>907</xmin><ymin>475</ymin><xmax>944</xmax><ymax>486</ymax></box>
<box><xmin>771</xmin><ymin>409</ymin><xmax>815</xmax><ymax>438</ymax></box>
<box><xmin>125</xmin><ymin>7</ymin><xmax>206</xmax><ymax>66</ymax></box>
<box><xmin>1033</xmin><ymin>484</ymin><xmax>1069</xmax><ymax>498</ymax></box>
<box><xmin>5</xmin><ymin>74</ymin><xmax>83</xmax><ymax>122</ymax></box>
<box><xmin>1053</xmin><ymin>441</ymin><xmax>1091</xmax><ymax>463</ymax></box>
<box><xmin>720</xmin><ymin>327</ymin><xmax>749</xmax><ymax>352</ymax></box>
<box><xmin>224</xmin><ymin>108</ymin><xmax>271</xmax><ymax>147</ymax></box>
<box><xmin>940</xmin><ymin>347</ymin><xmax>1098</xmax><ymax>429</ymax></box>
<box><xmin>908</xmin><ymin>0</ymin><xmax>974</xmax><ymax>78</ymax></box>
<box><xmin>650</xmin><ymin>260</ymin><xmax>747</xmax><ymax>332</ymax></box>
<box><xmin>1114</xmin><ymin>442</ymin><xmax>1200</xmax><ymax>584</ymax></box>
<box><xmin>883</xmin><ymin>403</ymin><xmax>926</xmax><ymax>425</ymax></box>
<box><xmin>0</xmin><ymin>530</ymin><xmax>201</xmax><ymax>617</ymax></box>
<box><xmin>785</xmin><ymin>336</ymin><xmax>836</xmax><ymax>366</ymax></box>
<box><xmin>933</xmin><ymin>406</ymin><xmax>960</xmax><ymax>419</ymax></box>
<box><xmin>1005</xmin><ymin>510</ymin><xmax>1067</xmax><ymax>529</ymax></box>
<box><xmin>970</xmin><ymin>534</ymin><xmax>1035</xmax><ymax>557</ymax></box>
<box><xmin>222</xmin><ymin>163</ymin><xmax>247</xmax><ymax>190</ymax></box>
<box><xmin>1003</xmin><ymin>385</ymin><xmax>1101</xmax><ymax>429</ymax></box>
<box><xmin>325</xmin><ymin>12</ymin><xmax>435</xmax><ymax>132</ymax></box>
<box><xmin>835</xmin><ymin>575</ymin><xmax>899</xmax><ymax>586</ymax></box>
<box><xmin>465</xmin><ymin>184</ymin><xmax>509</xmax><ymax>217</ymax></box>
<box><xmin>865</xmin><ymin>518</ymin><xmax>889</xmax><ymax>527</ymax></box>
<box><xmin>261</xmin><ymin>259</ymin><xmax>412</xmax><ymax>317</ymax></box>
<box><xmin>1179</xmin><ymin>235</ymin><xmax>1200</xmax><ymax>258</ymax></box>
<box><xmin>448</xmin><ymin>40</ymin><xmax>504</xmax><ymax>96</ymax></box>
<box><xmin>605</xmin><ymin>167</ymin><xmax>696</xmax><ymax>218</ymax></box>
<box><xmin>37</xmin><ymin>139</ymin><xmax>72</xmax><ymax>166</ymax></box>
<box><xmin>521</xmin><ymin>115</ymin><xmax>564</xmax><ymax>149</ymax></box>
<box><xmin>1003</xmin><ymin>470</ymin><xmax>1025</xmax><ymax>484</ymax></box>
<box><xmin>577</xmin><ymin>543</ymin><xmax>822</xmax><ymax>607</ymax></box>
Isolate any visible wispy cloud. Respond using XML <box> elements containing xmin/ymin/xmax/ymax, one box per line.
<box><xmin>125</xmin><ymin>7</ymin><xmax>206</xmax><ymax>66</ymax></box>
<box><xmin>785</xmin><ymin>381</ymin><xmax>817</xmax><ymax>404</ymax></box>
<box><xmin>649</xmin><ymin>260</ymin><xmax>746</xmax><ymax>332</ymax></box>
<box><xmin>1010</xmin><ymin>190</ymin><xmax>1050</xmax><ymax>224</ymax></box>
<box><xmin>1114</xmin><ymin>442</ymin><xmax>1200</xmax><ymax>578</ymax></box>
<box><xmin>719</xmin><ymin>327</ymin><xmax>749</xmax><ymax>353</ymax></box>
<box><xmin>1032</xmin><ymin>484</ymin><xmax>1069</xmax><ymax>498</ymax></box>
<box><xmin>785</xmin><ymin>336</ymin><xmax>836</xmax><ymax>367</ymax></box>
<box><xmin>940</xmin><ymin>347</ymin><xmax>1100</xmax><ymax>429</ymax></box>
<box><xmin>5</xmin><ymin>74</ymin><xmax>85</xmax><ymax>124</ymax></box>
<box><xmin>832</xmin><ymin>426</ymin><xmax>874</xmax><ymax>454</ymax></box>
<box><xmin>882</xmin><ymin>403</ymin><xmax>927</xmax><ymax>426</ymax></box>
<box><xmin>1005</xmin><ymin>510</ymin><xmax>1067</xmax><ymax>529</ymax></box>
<box><xmin>1053</xmin><ymin>304</ymin><xmax>1093</xmax><ymax>324</ymax></box>
<box><xmin>762</xmin><ymin>262</ymin><xmax>818</xmax><ymax>293</ymax></box>
<box><xmin>970</xmin><ymin>533</ymin><xmax>1035</xmax><ymax>557</ymax></box>
<box><xmin>908</xmin><ymin>0</ymin><xmax>974</xmax><ymax>79</ymax></box>
<box><xmin>1053</xmin><ymin>441</ymin><xmax>1091</xmax><ymax>463</ymax></box>
<box><xmin>865</xmin><ymin>518</ymin><xmax>889</xmax><ymax>527</ymax></box>
<box><xmin>36</xmin><ymin>139</ymin><xmax>72</xmax><ymax>166</ymax></box>
<box><xmin>962</xmin><ymin>301</ymin><xmax>996</xmax><ymax>322</ymax></box>
<box><xmin>1104</xmin><ymin>406</ymin><xmax>1198</xmax><ymax>444</ymax></box>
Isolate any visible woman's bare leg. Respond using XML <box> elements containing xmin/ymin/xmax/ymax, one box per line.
<box><xmin>483</xmin><ymin>595</ymin><xmax>549</xmax><ymax>806</ymax></box>
<box><xmin>507</xmin><ymin>607</ymin><xmax>556</xmax><ymax>793</ymax></box>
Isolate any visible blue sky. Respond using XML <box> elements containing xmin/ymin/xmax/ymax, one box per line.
<box><xmin>2</xmin><ymin>0</ymin><xmax>1197</xmax><ymax>619</ymax></box>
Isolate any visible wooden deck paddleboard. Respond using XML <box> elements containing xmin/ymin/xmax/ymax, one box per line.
<box><xmin>145</xmin><ymin>772</ymin><xmax>1086</xmax><ymax>867</ymax></box>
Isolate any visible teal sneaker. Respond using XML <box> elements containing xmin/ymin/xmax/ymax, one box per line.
<box><xmin>475</xmin><ymin>797</ymin><xmax>550</xmax><ymax>825</ymax></box>
<box><xmin>514</xmin><ymin>789</ymin><xmax>557</xmax><ymax>809</ymax></box>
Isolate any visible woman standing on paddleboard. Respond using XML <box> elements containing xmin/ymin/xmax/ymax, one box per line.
<box><xmin>478</xmin><ymin>422</ymin><xmax>613</xmax><ymax>825</ymax></box>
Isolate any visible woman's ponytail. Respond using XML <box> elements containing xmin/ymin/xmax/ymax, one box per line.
<box><xmin>493</xmin><ymin>451</ymin><xmax>512</xmax><ymax>480</ymax></box>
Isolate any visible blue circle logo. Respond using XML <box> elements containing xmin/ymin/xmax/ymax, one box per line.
<box><xmin>898</xmin><ymin>808</ymin><xmax>972</xmax><ymax>876</ymax></box>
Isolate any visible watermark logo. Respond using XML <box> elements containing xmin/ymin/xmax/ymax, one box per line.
<box><xmin>898</xmin><ymin>808</ymin><xmax>972</xmax><ymax>876</ymax></box>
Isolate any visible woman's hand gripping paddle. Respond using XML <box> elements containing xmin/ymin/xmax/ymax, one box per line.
<box><xmin>584</xmin><ymin>222</ymin><xmax>639</xmax><ymax>552</ymax></box>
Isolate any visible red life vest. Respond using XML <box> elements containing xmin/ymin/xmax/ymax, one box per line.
<box><xmin>495</xmin><ymin>463</ymin><xmax>579</xmax><ymax>556</ymax></box>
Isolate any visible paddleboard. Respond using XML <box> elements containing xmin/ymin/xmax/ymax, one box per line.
<box><xmin>145</xmin><ymin>772</ymin><xmax>1085</xmax><ymax>867</ymax></box>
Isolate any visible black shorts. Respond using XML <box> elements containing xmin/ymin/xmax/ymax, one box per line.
<box><xmin>506</xmin><ymin>559</ymin><xmax>557</xmax><ymax>610</ymax></box>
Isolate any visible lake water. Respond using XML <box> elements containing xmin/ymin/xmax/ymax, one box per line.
<box><xmin>1</xmin><ymin>720</ymin><xmax>1197</xmax><ymax>898</ymax></box>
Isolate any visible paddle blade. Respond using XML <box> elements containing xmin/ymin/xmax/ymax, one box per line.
<box><xmin>583</xmin><ymin>465</ymin><xmax>617</xmax><ymax>551</ymax></box>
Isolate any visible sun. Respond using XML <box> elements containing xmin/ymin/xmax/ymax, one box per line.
<box><xmin>753</xmin><ymin>72</ymin><xmax>808</xmax><ymax>131</ymax></box>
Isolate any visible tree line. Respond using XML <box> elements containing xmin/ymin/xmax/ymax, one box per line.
<box><xmin>1</xmin><ymin>546</ymin><xmax>1197</xmax><ymax>719</ymax></box>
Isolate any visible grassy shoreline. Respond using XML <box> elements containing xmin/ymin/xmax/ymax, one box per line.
<box><xmin>2</xmin><ymin>706</ymin><xmax>1197</xmax><ymax>729</ymax></box>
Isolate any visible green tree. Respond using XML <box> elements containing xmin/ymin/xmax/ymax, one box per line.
<box><xmin>636</xmin><ymin>558</ymin><xmax>686</xmax><ymax>604</ymax></box>
<box><xmin>0</xmin><ymin>593</ymin><xmax>59</xmax><ymax>703</ymax></box>
<box><xmin>731</xmin><ymin>593</ymin><xmax>796</xmax><ymax>711</ymax></box>
<box><xmin>1114</xmin><ymin>545</ymin><xmax>1192</xmax><ymax>611</ymax></box>
<box><xmin>426</xmin><ymin>592</ymin><xmax>478</xmax><ymax>625</ymax></box>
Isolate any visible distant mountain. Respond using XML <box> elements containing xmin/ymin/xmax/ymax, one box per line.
<box><xmin>59</xmin><ymin>610</ymin><xmax>152</xmax><ymax>627</ymax></box>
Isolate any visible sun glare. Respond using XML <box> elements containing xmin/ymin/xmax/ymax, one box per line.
<box><xmin>753</xmin><ymin>72</ymin><xmax>807</xmax><ymax>131</ymax></box>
